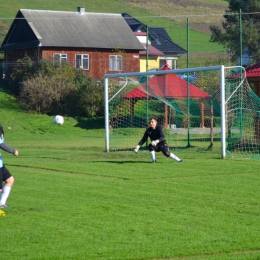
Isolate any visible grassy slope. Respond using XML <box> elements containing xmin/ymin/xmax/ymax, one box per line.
<box><xmin>0</xmin><ymin>0</ymin><xmax>228</xmax><ymax>55</ymax></box>
<box><xmin>0</xmin><ymin>88</ymin><xmax>260</xmax><ymax>260</ymax></box>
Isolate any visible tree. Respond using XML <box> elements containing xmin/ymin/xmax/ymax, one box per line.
<box><xmin>210</xmin><ymin>0</ymin><xmax>260</xmax><ymax>63</ymax></box>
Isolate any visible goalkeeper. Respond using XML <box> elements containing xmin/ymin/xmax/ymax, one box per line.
<box><xmin>134</xmin><ymin>117</ymin><xmax>183</xmax><ymax>163</ymax></box>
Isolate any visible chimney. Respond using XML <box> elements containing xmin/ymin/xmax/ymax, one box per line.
<box><xmin>77</xmin><ymin>6</ymin><xmax>85</xmax><ymax>15</ymax></box>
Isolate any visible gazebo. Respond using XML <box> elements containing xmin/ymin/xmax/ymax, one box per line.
<box><xmin>123</xmin><ymin>63</ymin><xmax>211</xmax><ymax>127</ymax></box>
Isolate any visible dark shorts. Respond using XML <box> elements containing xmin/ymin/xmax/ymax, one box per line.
<box><xmin>149</xmin><ymin>142</ymin><xmax>171</xmax><ymax>157</ymax></box>
<box><xmin>0</xmin><ymin>165</ymin><xmax>12</xmax><ymax>189</ymax></box>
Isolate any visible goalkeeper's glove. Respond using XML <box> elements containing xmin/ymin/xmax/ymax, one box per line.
<box><xmin>151</xmin><ymin>140</ymin><xmax>159</xmax><ymax>146</ymax></box>
<box><xmin>134</xmin><ymin>145</ymin><xmax>140</xmax><ymax>154</ymax></box>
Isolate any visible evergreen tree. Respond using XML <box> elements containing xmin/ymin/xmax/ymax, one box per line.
<box><xmin>210</xmin><ymin>0</ymin><xmax>260</xmax><ymax>63</ymax></box>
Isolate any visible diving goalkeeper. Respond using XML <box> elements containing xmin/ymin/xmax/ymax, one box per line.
<box><xmin>134</xmin><ymin>117</ymin><xmax>183</xmax><ymax>163</ymax></box>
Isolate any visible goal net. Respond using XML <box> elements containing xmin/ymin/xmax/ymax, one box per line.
<box><xmin>104</xmin><ymin>65</ymin><xmax>259</xmax><ymax>159</ymax></box>
<box><xmin>226</xmin><ymin>67</ymin><xmax>260</xmax><ymax>159</ymax></box>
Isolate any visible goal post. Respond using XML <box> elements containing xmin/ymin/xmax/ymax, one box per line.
<box><xmin>220</xmin><ymin>65</ymin><xmax>225</xmax><ymax>158</ymax></box>
<box><xmin>104</xmin><ymin>65</ymin><xmax>227</xmax><ymax>157</ymax></box>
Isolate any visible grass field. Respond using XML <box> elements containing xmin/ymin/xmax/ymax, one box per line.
<box><xmin>0</xmin><ymin>87</ymin><xmax>260</xmax><ymax>260</ymax></box>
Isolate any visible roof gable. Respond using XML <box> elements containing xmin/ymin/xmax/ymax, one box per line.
<box><xmin>149</xmin><ymin>27</ymin><xmax>186</xmax><ymax>54</ymax></box>
<box><xmin>5</xmin><ymin>12</ymin><xmax>37</xmax><ymax>44</ymax></box>
<box><xmin>1</xmin><ymin>9</ymin><xmax>144</xmax><ymax>51</ymax></box>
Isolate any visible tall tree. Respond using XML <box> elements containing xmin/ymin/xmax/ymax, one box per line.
<box><xmin>210</xmin><ymin>0</ymin><xmax>260</xmax><ymax>64</ymax></box>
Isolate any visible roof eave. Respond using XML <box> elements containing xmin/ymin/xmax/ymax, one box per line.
<box><xmin>0</xmin><ymin>40</ymin><xmax>40</xmax><ymax>51</ymax></box>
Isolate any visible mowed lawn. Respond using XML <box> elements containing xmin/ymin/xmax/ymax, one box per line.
<box><xmin>0</xmin><ymin>126</ymin><xmax>260</xmax><ymax>260</ymax></box>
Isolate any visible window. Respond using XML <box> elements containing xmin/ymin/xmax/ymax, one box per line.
<box><xmin>53</xmin><ymin>53</ymin><xmax>67</xmax><ymax>65</ymax></box>
<box><xmin>154</xmin><ymin>38</ymin><xmax>161</xmax><ymax>45</ymax></box>
<box><xmin>109</xmin><ymin>55</ymin><xmax>122</xmax><ymax>71</ymax></box>
<box><xmin>75</xmin><ymin>54</ymin><xmax>89</xmax><ymax>70</ymax></box>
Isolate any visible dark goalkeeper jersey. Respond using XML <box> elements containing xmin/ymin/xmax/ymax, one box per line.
<box><xmin>138</xmin><ymin>124</ymin><xmax>166</xmax><ymax>146</ymax></box>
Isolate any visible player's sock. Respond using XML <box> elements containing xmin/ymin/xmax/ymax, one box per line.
<box><xmin>150</xmin><ymin>151</ymin><xmax>156</xmax><ymax>162</ymax></box>
<box><xmin>170</xmin><ymin>153</ymin><xmax>182</xmax><ymax>162</ymax></box>
<box><xmin>0</xmin><ymin>186</ymin><xmax>11</xmax><ymax>205</ymax></box>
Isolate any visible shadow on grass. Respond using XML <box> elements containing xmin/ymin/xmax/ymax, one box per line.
<box><xmin>91</xmin><ymin>160</ymin><xmax>155</xmax><ymax>164</ymax></box>
<box><xmin>74</xmin><ymin>117</ymin><xmax>104</xmax><ymax>130</ymax></box>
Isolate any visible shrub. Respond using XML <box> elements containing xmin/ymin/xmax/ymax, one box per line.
<box><xmin>19</xmin><ymin>74</ymin><xmax>76</xmax><ymax>114</ymax></box>
<box><xmin>15</xmin><ymin>58</ymin><xmax>104</xmax><ymax>117</ymax></box>
<box><xmin>73</xmin><ymin>71</ymin><xmax>104</xmax><ymax>117</ymax></box>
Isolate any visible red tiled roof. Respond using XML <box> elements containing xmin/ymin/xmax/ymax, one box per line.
<box><xmin>245</xmin><ymin>62</ymin><xmax>260</xmax><ymax>78</ymax></box>
<box><xmin>228</xmin><ymin>62</ymin><xmax>260</xmax><ymax>79</ymax></box>
<box><xmin>123</xmin><ymin>63</ymin><xmax>211</xmax><ymax>99</ymax></box>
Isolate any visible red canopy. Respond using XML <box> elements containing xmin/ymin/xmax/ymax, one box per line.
<box><xmin>228</xmin><ymin>62</ymin><xmax>260</xmax><ymax>78</ymax></box>
<box><xmin>123</xmin><ymin>64</ymin><xmax>211</xmax><ymax>99</ymax></box>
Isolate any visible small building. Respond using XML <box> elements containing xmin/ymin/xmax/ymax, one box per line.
<box><xmin>134</xmin><ymin>32</ymin><xmax>164</xmax><ymax>72</ymax></box>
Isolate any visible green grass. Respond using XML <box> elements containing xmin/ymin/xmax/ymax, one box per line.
<box><xmin>0</xmin><ymin>89</ymin><xmax>260</xmax><ymax>259</ymax></box>
<box><xmin>1</xmin><ymin>144</ymin><xmax>260</xmax><ymax>259</ymax></box>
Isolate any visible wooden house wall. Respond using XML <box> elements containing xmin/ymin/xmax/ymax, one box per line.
<box><xmin>4</xmin><ymin>47</ymin><xmax>140</xmax><ymax>80</ymax></box>
<box><xmin>41</xmin><ymin>48</ymin><xmax>140</xmax><ymax>80</ymax></box>
<box><xmin>4</xmin><ymin>48</ymin><xmax>42</xmax><ymax>78</ymax></box>
<box><xmin>5</xmin><ymin>48</ymin><xmax>41</xmax><ymax>62</ymax></box>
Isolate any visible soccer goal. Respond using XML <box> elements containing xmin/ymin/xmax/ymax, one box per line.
<box><xmin>104</xmin><ymin>64</ymin><xmax>258</xmax><ymax>159</ymax></box>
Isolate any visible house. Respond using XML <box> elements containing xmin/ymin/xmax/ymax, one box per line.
<box><xmin>134</xmin><ymin>31</ymin><xmax>164</xmax><ymax>72</ymax></box>
<box><xmin>0</xmin><ymin>7</ymin><xmax>144</xmax><ymax>80</ymax></box>
<box><xmin>122</xmin><ymin>13</ymin><xmax>186</xmax><ymax>69</ymax></box>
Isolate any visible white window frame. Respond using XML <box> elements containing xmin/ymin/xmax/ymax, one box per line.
<box><xmin>109</xmin><ymin>55</ymin><xmax>123</xmax><ymax>71</ymax></box>
<box><xmin>75</xmin><ymin>54</ymin><xmax>89</xmax><ymax>70</ymax></box>
<box><xmin>53</xmin><ymin>53</ymin><xmax>67</xmax><ymax>65</ymax></box>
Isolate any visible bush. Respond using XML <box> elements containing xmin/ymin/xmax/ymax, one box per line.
<box><xmin>74</xmin><ymin>72</ymin><xmax>104</xmax><ymax>117</ymax></box>
<box><xmin>14</xmin><ymin>57</ymin><xmax>104</xmax><ymax>117</ymax></box>
<box><xmin>19</xmin><ymin>74</ymin><xmax>76</xmax><ymax>114</ymax></box>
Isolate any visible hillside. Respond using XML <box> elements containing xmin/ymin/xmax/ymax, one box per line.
<box><xmin>125</xmin><ymin>0</ymin><xmax>228</xmax><ymax>34</ymax></box>
<box><xmin>0</xmin><ymin>0</ymin><xmax>228</xmax><ymax>56</ymax></box>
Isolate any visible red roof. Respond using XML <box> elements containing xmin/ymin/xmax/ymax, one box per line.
<box><xmin>139</xmin><ymin>43</ymin><xmax>164</xmax><ymax>56</ymax></box>
<box><xmin>123</xmin><ymin>64</ymin><xmax>211</xmax><ymax>99</ymax></box>
<box><xmin>228</xmin><ymin>62</ymin><xmax>260</xmax><ymax>79</ymax></box>
<box><xmin>245</xmin><ymin>62</ymin><xmax>260</xmax><ymax>78</ymax></box>
<box><xmin>134</xmin><ymin>32</ymin><xmax>147</xmax><ymax>36</ymax></box>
